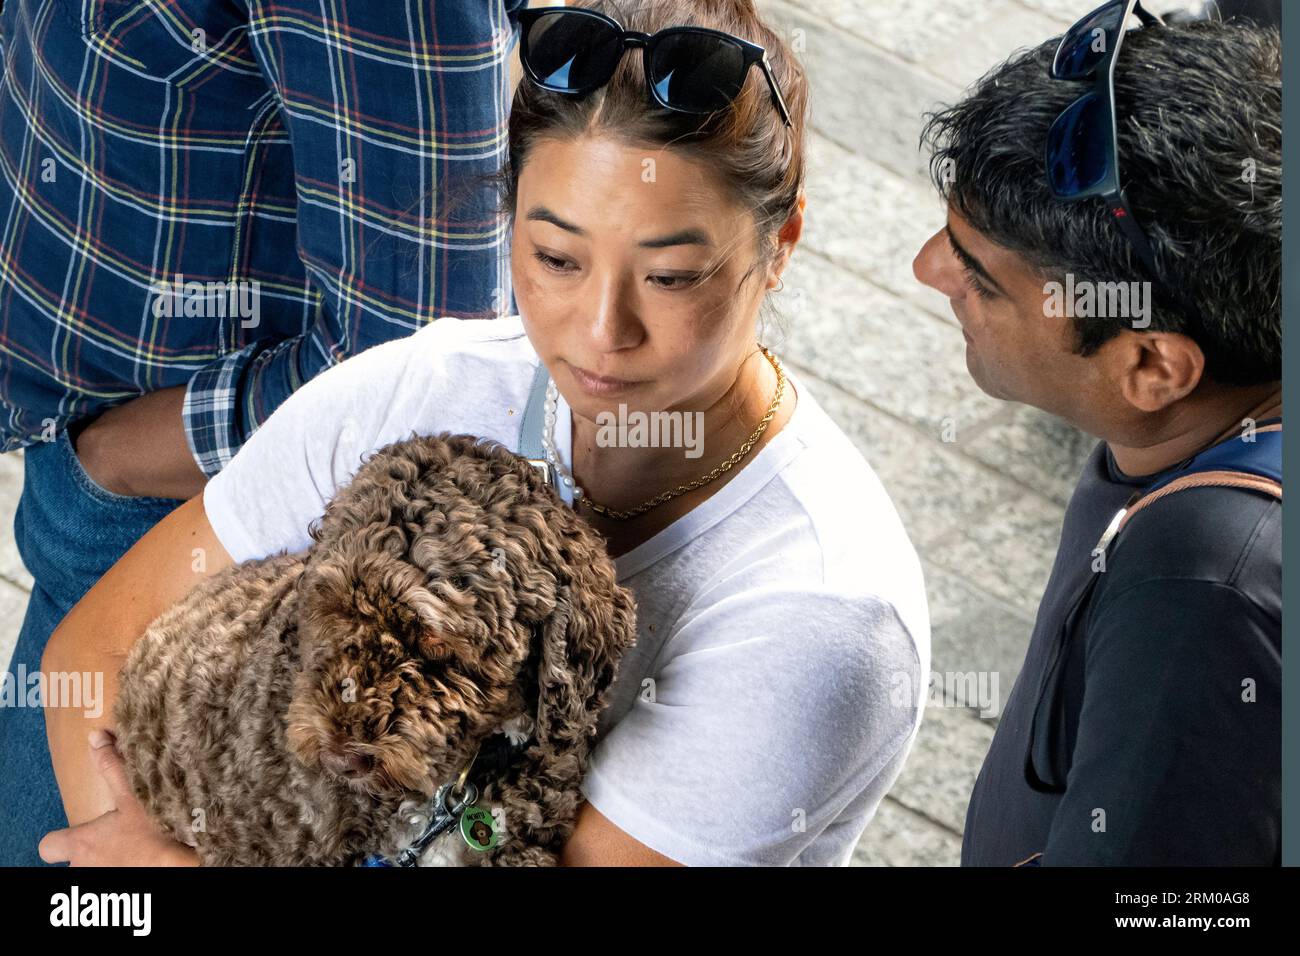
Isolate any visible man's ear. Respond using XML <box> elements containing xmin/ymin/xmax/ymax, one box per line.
<box><xmin>1107</xmin><ymin>330</ymin><xmax>1206</xmax><ymax>413</ymax></box>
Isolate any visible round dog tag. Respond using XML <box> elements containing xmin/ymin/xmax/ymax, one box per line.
<box><xmin>460</xmin><ymin>806</ymin><xmax>498</xmax><ymax>852</ymax></box>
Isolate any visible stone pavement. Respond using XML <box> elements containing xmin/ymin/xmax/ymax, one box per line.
<box><xmin>0</xmin><ymin>0</ymin><xmax>1199</xmax><ymax>865</ymax></box>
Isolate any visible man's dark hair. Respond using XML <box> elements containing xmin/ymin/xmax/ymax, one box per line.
<box><xmin>921</xmin><ymin>20</ymin><xmax>1281</xmax><ymax>386</ymax></box>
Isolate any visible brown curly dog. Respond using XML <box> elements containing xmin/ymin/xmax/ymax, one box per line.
<box><xmin>113</xmin><ymin>432</ymin><xmax>638</xmax><ymax>866</ymax></box>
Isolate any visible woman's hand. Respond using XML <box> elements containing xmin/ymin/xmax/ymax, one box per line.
<box><xmin>38</xmin><ymin>730</ymin><xmax>200</xmax><ymax>867</ymax></box>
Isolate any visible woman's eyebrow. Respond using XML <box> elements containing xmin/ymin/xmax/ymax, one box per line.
<box><xmin>526</xmin><ymin>205</ymin><xmax>585</xmax><ymax>235</ymax></box>
<box><xmin>638</xmin><ymin>229</ymin><xmax>713</xmax><ymax>249</ymax></box>
<box><xmin>525</xmin><ymin>205</ymin><xmax>711</xmax><ymax>248</ymax></box>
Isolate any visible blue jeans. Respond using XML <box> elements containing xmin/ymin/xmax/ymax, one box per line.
<box><xmin>0</xmin><ymin>428</ymin><xmax>185</xmax><ymax>865</ymax></box>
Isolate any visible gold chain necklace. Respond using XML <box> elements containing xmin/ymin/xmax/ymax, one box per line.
<box><xmin>574</xmin><ymin>345</ymin><xmax>787</xmax><ymax>522</ymax></box>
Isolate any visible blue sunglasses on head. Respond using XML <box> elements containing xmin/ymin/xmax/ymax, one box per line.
<box><xmin>1045</xmin><ymin>0</ymin><xmax>1188</xmax><ymax>308</ymax></box>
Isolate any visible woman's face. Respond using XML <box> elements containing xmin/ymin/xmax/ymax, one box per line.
<box><xmin>511</xmin><ymin>134</ymin><xmax>781</xmax><ymax>421</ymax></box>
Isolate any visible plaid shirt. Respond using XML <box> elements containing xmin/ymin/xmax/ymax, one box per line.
<box><xmin>0</xmin><ymin>0</ymin><xmax>522</xmax><ymax>475</ymax></box>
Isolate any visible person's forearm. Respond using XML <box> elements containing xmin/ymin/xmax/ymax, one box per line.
<box><xmin>42</xmin><ymin>637</ymin><xmax>128</xmax><ymax>825</ymax></box>
<box><xmin>41</xmin><ymin>497</ymin><xmax>228</xmax><ymax>825</ymax></box>
<box><xmin>75</xmin><ymin>385</ymin><xmax>208</xmax><ymax>501</ymax></box>
<box><xmin>43</xmin><ymin>578</ymin><xmax>175</xmax><ymax>824</ymax></box>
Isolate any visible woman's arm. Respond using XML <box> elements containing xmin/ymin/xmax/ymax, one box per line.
<box><xmin>560</xmin><ymin>802</ymin><xmax>683</xmax><ymax>866</ymax></box>
<box><xmin>41</xmin><ymin>493</ymin><xmax>234</xmax><ymax>825</ymax></box>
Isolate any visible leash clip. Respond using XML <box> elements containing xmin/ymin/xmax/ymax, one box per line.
<box><xmin>392</xmin><ymin>779</ymin><xmax>481</xmax><ymax>867</ymax></box>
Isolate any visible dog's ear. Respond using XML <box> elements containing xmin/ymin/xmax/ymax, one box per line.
<box><xmin>298</xmin><ymin>540</ymin><xmax>445</xmax><ymax>658</ymax></box>
<box><xmin>532</xmin><ymin>537</ymin><xmax>638</xmax><ymax>753</ymax></box>
<box><xmin>482</xmin><ymin>532</ymin><xmax>636</xmax><ymax>862</ymax></box>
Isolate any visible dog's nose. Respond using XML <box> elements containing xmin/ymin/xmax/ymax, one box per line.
<box><xmin>320</xmin><ymin>747</ymin><xmax>374</xmax><ymax>778</ymax></box>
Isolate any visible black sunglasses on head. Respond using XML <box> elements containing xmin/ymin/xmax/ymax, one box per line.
<box><xmin>516</xmin><ymin>6</ymin><xmax>793</xmax><ymax>127</ymax></box>
<box><xmin>1045</xmin><ymin>0</ymin><xmax>1179</xmax><ymax>298</ymax></box>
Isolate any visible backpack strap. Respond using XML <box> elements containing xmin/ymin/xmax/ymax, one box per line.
<box><xmin>519</xmin><ymin>360</ymin><xmax>570</xmax><ymax>502</ymax></box>
<box><xmin>1094</xmin><ymin>423</ymin><xmax>1281</xmax><ymax>557</ymax></box>
<box><xmin>519</xmin><ymin>359</ymin><xmax>551</xmax><ymax>463</ymax></box>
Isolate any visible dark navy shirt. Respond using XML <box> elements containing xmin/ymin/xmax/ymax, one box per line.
<box><xmin>962</xmin><ymin>426</ymin><xmax>1282</xmax><ymax>866</ymax></box>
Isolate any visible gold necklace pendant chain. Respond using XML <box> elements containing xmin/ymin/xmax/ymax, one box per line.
<box><xmin>578</xmin><ymin>345</ymin><xmax>787</xmax><ymax>521</ymax></box>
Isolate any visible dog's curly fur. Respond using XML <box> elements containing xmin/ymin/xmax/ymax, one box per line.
<box><xmin>113</xmin><ymin>433</ymin><xmax>638</xmax><ymax>866</ymax></box>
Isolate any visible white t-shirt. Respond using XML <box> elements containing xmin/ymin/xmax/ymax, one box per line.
<box><xmin>202</xmin><ymin>316</ymin><xmax>931</xmax><ymax>866</ymax></box>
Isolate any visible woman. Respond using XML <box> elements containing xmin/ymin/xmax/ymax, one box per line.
<box><xmin>37</xmin><ymin>0</ymin><xmax>929</xmax><ymax>866</ymax></box>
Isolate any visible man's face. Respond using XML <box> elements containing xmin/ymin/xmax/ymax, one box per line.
<box><xmin>912</xmin><ymin>205</ymin><xmax>1110</xmax><ymax>426</ymax></box>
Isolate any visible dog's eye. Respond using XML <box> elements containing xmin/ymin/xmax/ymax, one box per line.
<box><xmin>450</xmin><ymin>573</ymin><xmax>471</xmax><ymax>590</ymax></box>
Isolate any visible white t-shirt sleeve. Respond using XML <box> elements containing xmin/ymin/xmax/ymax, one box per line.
<box><xmin>579</xmin><ymin>587</ymin><xmax>923</xmax><ymax>866</ymax></box>
<box><xmin>202</xmin><ymin>327</ymin><xmax>428</xmax><ymax>564</ymax></box>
